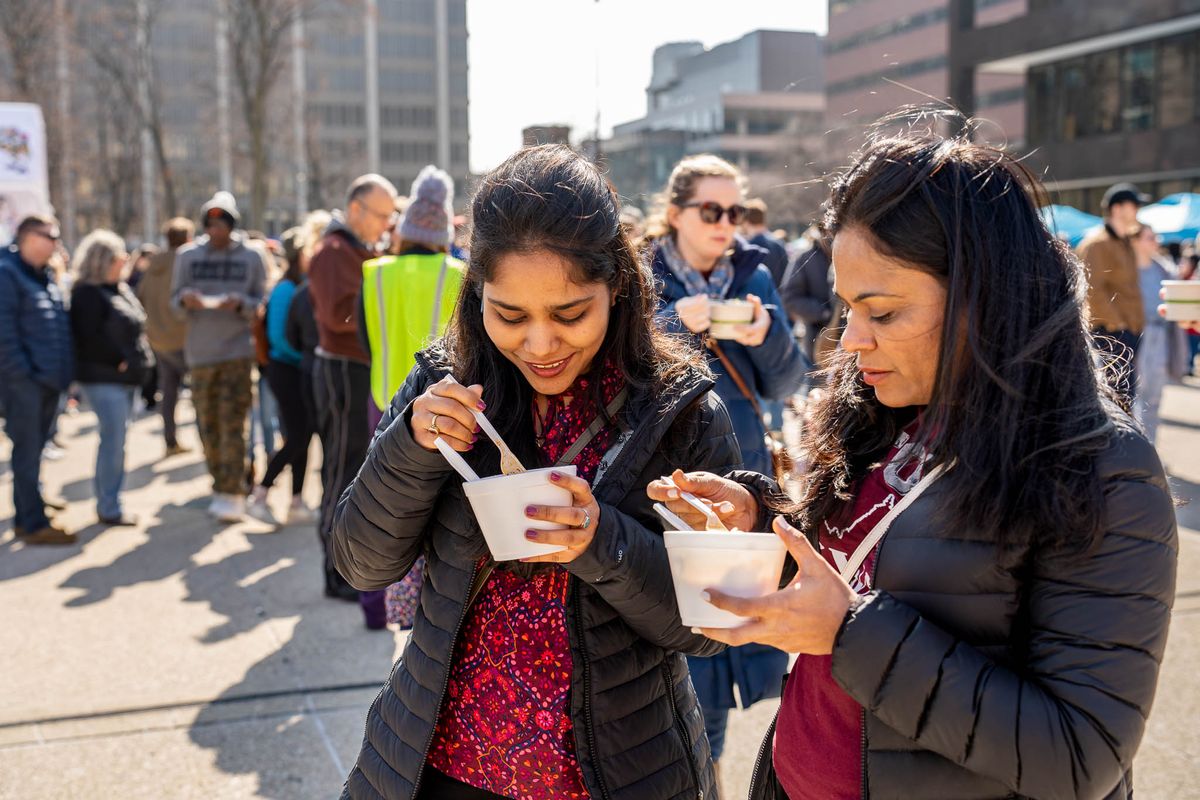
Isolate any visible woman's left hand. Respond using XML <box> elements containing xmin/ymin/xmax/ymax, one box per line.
<box><xmin>696</xmin><ymin>516</ymin><xmax>858</xmax><ymax>654</ymax></box>
<box><xmin>521</xmin><ymin>470</ymin><xmax>602</xmax><ymax>564</ymax></box>
<box><xmin>733</xmin><ymin>294</ymin><xmax>771</xmax><ymax>347</ymax></box>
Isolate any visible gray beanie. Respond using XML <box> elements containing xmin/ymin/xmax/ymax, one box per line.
<box><xmin>399</xmin><ymin>165</ymin><xmax>453</xmax><ymax>248</ymax></box>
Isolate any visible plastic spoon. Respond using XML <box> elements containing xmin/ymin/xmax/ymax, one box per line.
<box><xmin>435</xmin><ymin>437</ymin><xmax>481</xmax><ymax>482</ymax></box>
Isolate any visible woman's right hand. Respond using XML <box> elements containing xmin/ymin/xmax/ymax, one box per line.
<box><xmin>674</xmin><ymin>295</ymin><xmax>712</xmax><ymax>334</ymax></box>
<box><xmin>410</xmin><ymin>376</ymin><xmax>484</xmax><ymax>452</ymax></box>
<box><xmin>647</xmin><ymin>469</ymin><xmax>759</xmax><ymax>532</ymax></box>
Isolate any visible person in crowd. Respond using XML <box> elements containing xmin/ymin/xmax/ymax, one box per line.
<box><xmin>1077</xmin><ymin>182</ymin><xmax>1149</xmax><ymax>405</ymax></box>
<box><xmin>781</xmin><ymin>226</ymin><xmax>837</xmax><ymax>364</ymax></box>
<box><xmin>356</xmin><ymin>165</ymin><xmax>466</xmax><ymax>629</ymax></box>
<box><xmin>69</xmin><ymin>230</ymin><xmax>155</xmax><ymax>526</ymax></box>
<box><xmin>619</xmin><ymin>205</ymin><xmax>647</xmax><ymax>248</ymax></box>
<box><xmin>742</xmin><ymin>198</ymin><xmax>790</xmax><ymax>287</ymax></box>
<box><xmin>308</xmin><ymin>174</ymin><xmax>398</xmax><ymax>604</ymax></box>
<box><xmin>137</xmin><ymin>217</ymin><xmax>194</xmax><ymax>457</ymax></box>
<box><xmin>1132</xmin><ymin>223</ymin><xmax>1187</xmax><ymax>445</ymax></box>
<box><xmin>648</xmin><ymin>153</ymin><xmax>808</xmax><ymax>780</ymax></box>
<box><xmin>124</xmin><ymin>243</ymin><xmax>159</xmax><ymax>292</ymax></box>
<box><xmin>171</xmin><ymin>191</ymin><xmax>267</xmax><ymax>523</ymax></box>
<box><xmin>384</xmin><ymin>195</ymin><xmax>410</xmax><ymax>256</ymax></box>
<box><xmin>246</xmin><ymin>231</ymin><xmax>282</xmax><ymax>487</ymax></box>
<box><xmin>246</xmin><ymin>227</ymin><xmax>319</xmax><ymax>528</ymax></box>
<box><xmin>0</xmin><ymin>215</ymin><xmax>75</xmax><ymax>544</ymax></box>
<box><xmin>330</xmin><ymin>143</ymin><xmax>737</xmax><ymax>800</ymax></box>
<box><xmin>649</xmin><ymin>129</ymin><xmax>1177</xmax><ymax>800</ymax></box>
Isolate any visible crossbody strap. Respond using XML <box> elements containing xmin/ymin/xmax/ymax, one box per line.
<box><xmin>838</xmin><ymin>463</ymin><xmax>946</xmax><ymax>582</ymax></box>
<box><xmin>707</xmin><ymin>338</ymin><xmax>764</xmax><ymax>418</ymax></box>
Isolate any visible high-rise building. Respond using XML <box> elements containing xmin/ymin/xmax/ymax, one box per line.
<box><xmin>825</xmin><ymin>0</ymin><xmax>1026</xmax><ymax>145</ymax></box>
<box><xmin>949</xmin><ymin>0</ymin><xmax>1200</xmax><ymax>213</ymax></box>
<box><xmin>605</xmin><ymin>29</ymin><xmax>827</xmax><ymax>233</ymax></box>
<box><xmin>522</xmin><ymin>125</ymin><xmax>572</xmax><ymax>148</ymax></box>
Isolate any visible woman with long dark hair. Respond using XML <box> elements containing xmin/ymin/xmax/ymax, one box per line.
<box><xmin>330</xmin><ymin>144</ymin><xmax>739</xmax><ymax>800</ymax></box>
<box><xmin>650</xmin><ymin>128</ymin><xmax>1178</xmax><ymax>799</ymax></box>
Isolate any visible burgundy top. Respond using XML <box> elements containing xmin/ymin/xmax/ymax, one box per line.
<box><xmin>774</xmin><ymin>423</ymin><xmax>928</xmax><ymax>800</ymax></box>
<box><xmin>427</xmin><ymin>364</ymin><xmax>625</xmax><ymax>799</ymax></box>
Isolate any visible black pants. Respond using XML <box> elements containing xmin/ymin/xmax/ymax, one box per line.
<box><xmin>1094</xmin><ymin>328</ymin><xmax>1141</xmax><ymax>407</ymax></box>
<box><xmin>312</xmin><ymin>355</ymin><xmax>371</xmax><ymax>592</ymax></box>
<box><xmin>415</xmin><ymin>768</ymin><xmax>510</xmax><ymax>799</ymax></box>
<box><xmin>261</xmin><ymin>359</ymin><xmax>314</xmax><ymax>495</ymax></box>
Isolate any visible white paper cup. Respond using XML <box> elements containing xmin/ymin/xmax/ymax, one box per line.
<box><xmin>664</xmin><ymin>530</ymin><xmax>787</xmax><ymax>628</ymax></box>
<box><xmin>1161</xmin><ymin>302</ymin><xmax>1200</xmax><ymax>322</ymax></box>
<box><xmin>1161</xmin><ymin>281</ymin><xmax>1200</xmax><ymax>302</ymax></box>
<box><xmin>461</xmin><ymin>466</ymin><xmax>578</xmax><ymax>561</ymax></box>
<box><xmin>709</xmin><ymin>299</ymin><xmax>755</xmax><ymax>340</ymax></box>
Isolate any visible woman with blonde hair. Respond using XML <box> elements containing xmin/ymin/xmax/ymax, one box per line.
<box><xmin>649</xmin><ymin>152</ymin><xmax>808</xmax><ymax>783</ymax></box>
<box><xmin>70</xmin><ymin>229</ymin><xmax>155</xmax><ymax>526</ymax></box>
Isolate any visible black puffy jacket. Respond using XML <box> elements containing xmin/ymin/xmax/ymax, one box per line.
<box><xmin>332</xmin><ymin>351</ymin><xmax>742</xmax><ymax>800</ymax></box>
<box><xmin>748</xmin><ymin>421</ymin><xmax>1178</xmax><ymax>800</ymax></box>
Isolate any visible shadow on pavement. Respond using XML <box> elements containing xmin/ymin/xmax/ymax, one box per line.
<box><xmin>58</xmin><ymin>455</ymin><xmax>211</xmax><ymax>503</ymax></box>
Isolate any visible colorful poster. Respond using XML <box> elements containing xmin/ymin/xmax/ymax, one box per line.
<box><xmin>0</xmin><ymin>103</ymin><xmax>51</xmax><ymax>244</ymax></box>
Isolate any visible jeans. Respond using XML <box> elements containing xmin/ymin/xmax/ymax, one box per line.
<box><xmin>261</xmin><ymin>359</ymin><xmax>314</xmax><ymax>495</ymax></box>
<box><xmin>82</xmin><ymin>383</ymin><xmax>135</xmax><ymax>519</ymax></box>
<box><xmin>248</xmin><ymin>365</ymin><xmax>280</xmax><ymax>465</ymax></box>
<box><xmin>1</xmin><ymin>375</ymin><xmax>58</xmax><ymax>531</ymax></box>
<box><xmin>702</xmin><ymin>705</ymin><xmax>730</xmax><ymax>761</ymax></box>
<box><xmin>154</xmin><ymin>349</ymin><xmax>187</xmax><ymax>448</ymax></box>
<box><xmin>1135</xmin><ymin>324</ymin><xmax>1169</xmax><ymax>446</ymax></box>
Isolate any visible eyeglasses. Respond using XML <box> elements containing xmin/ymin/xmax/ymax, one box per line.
<box><xmin>30</xmin><ymin>229</ymin><xmax>60</xmax><ymax>242</ymax></box>
<box><xmin>356</xmin><ymin>199</ymin><xmax>400</xmax><ymax>225</ymax></box>
<box><xmin>677</xmin><ymin>201</ymin><xmax>748</xmax><ymax>226</ymax></box>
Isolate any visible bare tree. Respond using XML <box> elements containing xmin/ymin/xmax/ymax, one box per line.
<box><xmin>227</xmin><ymin>0</ymin><xmax>315</xmax><ymax>228</ymax></box>
<box><xmin>0</xmin><ymin>0</ymin><xmax>53</xmax><ymax>99</ymax></box>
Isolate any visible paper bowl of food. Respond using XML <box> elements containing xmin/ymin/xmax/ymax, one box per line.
<box><xmin>462</xmin><ymin>465</ymin><xmax>578</xmax><ymax>561</ymax></box>
<box><xmin>664</xmin><ymin>530</ymin><xmax>787</xmax><ymax>628</ymax></box>
<box><xmin>708</xmin><ymin>299</ymin><xmax>755</xmax><ymax>340</ymax></box>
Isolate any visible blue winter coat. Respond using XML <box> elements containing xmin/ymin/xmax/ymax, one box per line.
<box><xmin>0</xmin><ymin>246</ymin><xmax>74</xmax><ymax>391</ymax></box>
<box><xmin>652</xmin><ymin>237</ymin><xmax>809</xmax><ymax>476</ymax></box>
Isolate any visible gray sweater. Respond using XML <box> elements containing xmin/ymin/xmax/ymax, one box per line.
<box><xmin>170</xmin><ymin>233</ymin><xmax>266</xmax><ymax>367</ymax></box>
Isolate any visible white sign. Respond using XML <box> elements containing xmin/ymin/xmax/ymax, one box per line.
<box><xmin>0</xmin><ymin>102</ymin><xmax>51</xmax><ymax>244</ymax></box>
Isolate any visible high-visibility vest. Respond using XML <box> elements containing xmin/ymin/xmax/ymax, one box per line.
<box><xmin>361</xmin><ymin>252</ymin><xmax>465</xmax><ymax>410</ymax></box>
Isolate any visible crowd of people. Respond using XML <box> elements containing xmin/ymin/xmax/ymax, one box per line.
<box><xmin>0</xmin><ymin>117</ymin><xmax>1194</xmax><ymax>799</ymax></box>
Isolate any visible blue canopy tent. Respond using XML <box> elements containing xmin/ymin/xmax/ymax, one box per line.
<box><xmin>1040</xmin><ymin>205</ymin><xmax>1102</xmax><ymax>247</ymax></box>
<box><xmin>1138</xmin><ymin>193</ymin><xmax>1200</xmax><ymax>244</ymax></box>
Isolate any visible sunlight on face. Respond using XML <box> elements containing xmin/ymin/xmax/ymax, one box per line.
<box><xmin>832</xmin><ymin>226</ymin><xmax>947</xmax><ymax>408</ymax></box>
<box><xmin>667</xmin><ymin>176</ymin><xmax>741</xmax><ymax>271</ymax></box>
<box><xmin>482</xmin><ymin>248</ymin><xmax>612</xmax><ymax>397</ymax></box>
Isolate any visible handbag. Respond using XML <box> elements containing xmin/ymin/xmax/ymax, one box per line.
<box><xmin>707</xmin><ymin>338</ymin><xmax>794</xmax><ymax>484</ymax></box>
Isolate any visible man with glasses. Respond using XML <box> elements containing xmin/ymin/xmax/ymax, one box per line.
<box><xmin>171</xmin><ymin>192</ymin><xmax>267</xmax><ymax>523</ymax></box>
<box><xmin>0</xmin><ymin>215</ymin><xmax>76</xmax><ymax>544</ymax></box>
<box><xmin>308</xmin><ymin>173</ymin><xmax>398</xmax><ymax>607</ymax></box>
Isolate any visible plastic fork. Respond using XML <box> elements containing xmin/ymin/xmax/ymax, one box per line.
<box><xmin>446</xmin><ymin>376</ymin><xmax>525</xmax><ymax>474</ymax></box>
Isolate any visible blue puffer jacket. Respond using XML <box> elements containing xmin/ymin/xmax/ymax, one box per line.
<box><xmin>652</xmin><ymin>237</ymin><xmax>809</xmax><ymax>476</ymax></box>
<box><xmin>0</xmin><ymin>246</ymin><xmax>74</xmax><ymax>391</ymax></box>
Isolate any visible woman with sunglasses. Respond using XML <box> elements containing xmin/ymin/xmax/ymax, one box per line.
<box><xmin>330</xmin><ymin>145</ymin><xmax>738</xmax><ymax>800</ymax></box>
<box><xmin>649</xmin><ymin>128</ymin><xmax>1178</xmax><ymax>800</ymax></box>
<box><xmin>648</xmin><ymin>153</ymin><xmax>808</xmax><ymax>784</ymax></box>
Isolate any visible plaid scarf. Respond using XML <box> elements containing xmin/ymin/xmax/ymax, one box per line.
<box><xmin>658</xmin><ymin>235</ymin><xmax>735</xmax><ymax>300</ymax></box>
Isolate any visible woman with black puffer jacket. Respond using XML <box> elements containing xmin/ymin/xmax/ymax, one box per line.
<box><xmin>649</xmin><ymin>124</ymin><xmax>1178</xmax><ymax>800</ymax></box>
<box><xmin>70</xmin><ymin>229</ymin><xmax>155</xmax><ymax>527</ymax></box>
<box><xmin>331</xmin><ymin>145</ymin><xmax>742</xmax><ymax>800</ymax></box>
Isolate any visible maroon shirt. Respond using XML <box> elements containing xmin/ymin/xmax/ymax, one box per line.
<box><xmin>774</xmin><ymin>424</ymin><xmax>928</xmax><ymax>799</ymax></box>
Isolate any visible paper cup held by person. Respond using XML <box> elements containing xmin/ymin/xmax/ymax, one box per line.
<box><xmin>708</xmin><ymin>299</ymin><xmax>755</xmax><ymax>340</ymax></box>
<box><xmin>462</xmin><ymin>465</ymin><xmax>578</xmax><ymax>561</ymax></box>
<box><xmin>665</xmin><ymin>530</ymin><xmax>787</xmax><ymax>628</ymax></box>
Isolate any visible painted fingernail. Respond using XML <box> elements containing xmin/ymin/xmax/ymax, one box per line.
<box><xmin>525</xmin><ymin>530</ymin><xmax>538</xmax><ymax>540</ymax></box>
<box><xmin>525</xmin><ymin>505</ymin><xmax>538</xmax><ymax>516</ymax></box>
<box><xmin>549</xmin><ymin>472</ymin><xmax>562</xmax><ymax>482</ymax></box>
<box><xmin>471</xmin><ymin>433</ymin><xmax>479</xmax><ymax>442</ymax></box>
<box><xmin>477</xmin><ymin>400</ymin><xmax>487</xmax><ymax>411</ymax></box>
<box><xmin>473</xmin><ymin>424</ymin><xmax>480</xmax><ymax>433</ymax></box>
<box><xmin>700</xmin><ymin>591</ymin><xmax>711</xmax><ymax>602</ymax></box>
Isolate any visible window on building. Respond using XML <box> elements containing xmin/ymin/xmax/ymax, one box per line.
<box><xmin>1158</xmin><ymin>33</ymin><xmax>1196</xmax><ymax>127</ymax></box>
<box><xmin>1090</xmin><ymin>50</ymin><xmax>1122</xmax><ymax>136</ymax></box>
<box><xmin>1059</xmin><ymin>59</ymin><xmax>1088</xmax><ymax>141</ymax></box>
<box><xmin>1122</xmin><ymin>43</ymin><xmax>1156</xmax><ymax>131</ymax></box>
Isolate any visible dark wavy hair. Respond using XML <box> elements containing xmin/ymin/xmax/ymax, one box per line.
<box><xmin>442</xmin><ymin>144</ymin><xmax>705</xmax><ymax>470</ymax></box>
<box><xmin>793</xmin><ymin>124</ymin><xmax>1116</xmax><ymax>556</ymax></box>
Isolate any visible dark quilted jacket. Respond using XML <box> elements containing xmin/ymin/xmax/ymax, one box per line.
<box><xmin>332</xmin><ymin>351</ymin><xmax>743</xmax><ymax>800</ymax></box>
<box><xmin>747</xmin><ymin>420</ymin><xmax>1178</xmax><ymax>800</ymax></box>
<box><xmin>0</xmin><ymin>246</ymin><xmax>74</xmax><ymax>391</ymax></box>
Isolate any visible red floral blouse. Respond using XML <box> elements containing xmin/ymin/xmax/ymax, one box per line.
<box><xmin>426</xmin><ymin>364</ymin><xmax>625</xmax><ymax>799</ymax></box>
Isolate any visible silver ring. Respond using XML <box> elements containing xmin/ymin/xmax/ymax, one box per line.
<box><xmin>427</xmin><ymin>414</ymin><xmax>441</xmax><ymax>437</ymax></box>
<box><xmin>578</xmin><ymin>509</ymin><xmax>592</xmax><ymax>530</ymax></box>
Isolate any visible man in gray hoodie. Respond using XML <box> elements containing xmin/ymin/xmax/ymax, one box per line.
<box><xmin>171</xmin><ymin>192</ymin><xmax>267</xmax><ymax>522</ymax></box>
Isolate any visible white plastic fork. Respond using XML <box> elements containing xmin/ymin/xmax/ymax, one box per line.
<box><xmin>446</xmin><ymin>376</ymin><xmax>525</xmax><ymax>474</ymax></box>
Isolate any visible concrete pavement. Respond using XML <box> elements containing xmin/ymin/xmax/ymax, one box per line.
<box><xmin>0</xmin><ymin>384</ymin><xmax>1198</xmax><ymax>799</ymax></box>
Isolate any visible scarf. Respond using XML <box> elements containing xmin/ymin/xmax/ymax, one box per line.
<box><xmin>659</xmin><ymin>234</ymin><xmax>735</xmax><ymax>299</ymax></box>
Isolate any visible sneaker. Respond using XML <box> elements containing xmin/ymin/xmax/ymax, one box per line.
<box><xmin>44</xmin><ymin>496</ymin><xmax>68</xmax><ymax>511</ymax></box>
<box><xmin>286</xmin><ymin>499</ymin><xmax>318</xmax><ymax>526</ymax></box>
<box><xmin>212</xmin><ymin>494</ymin><xmax>245</xmax><ymax>524</ymax></box>
<box><xmin>17</xmin><ymin>524</ymin><xmax>77</xmax><ymax>545</ymax></box>
<box><xmin>246</xmin><ymin>495</ymin><xmax>281</xmax><ymax>527</ymax></box>
<box><xmin>164</xmin><ymin>443</ymin><xmax>191</xmax><ymax>458</ymax></box>
<box><xmin>99</xmin><ymin>513</ymin><xmax>139</xmax><ymax>527</ymax></box>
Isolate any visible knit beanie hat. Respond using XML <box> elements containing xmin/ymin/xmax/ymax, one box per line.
<box><xmin>200</xmin><ymin>190</ymin><xmax>241</xmax><ymax>226</ymax></box>
<box><xmin>399</xmin><ymin>165</ymin><xmax>453</xmax><ymax>249</ymax></box>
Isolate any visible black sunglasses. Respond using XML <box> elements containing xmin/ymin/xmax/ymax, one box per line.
<box><xmin>30</xmin><ymin>229</ymin><xmax>60</xmax><ymax>242</ymax></box>
<box><xmin>678</xmin><ymin>201</ymin><xmax>748</xmax><ymax>225</ymax></box>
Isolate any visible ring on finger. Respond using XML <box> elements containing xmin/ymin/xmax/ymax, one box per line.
<box><xmin>427</xmin><ymin>414</ymin><xmax>441</xmax><ymax>436</ymax></box>
<box><xmin>577</xmin><ymin>509</ymin><xmax>592</xmax><ymax>530</ymax></box>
